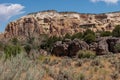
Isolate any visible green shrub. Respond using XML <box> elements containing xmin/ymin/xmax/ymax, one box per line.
<box><xmin>114</xmin><ymin>43</ymin><xmax>120</xmax><ymax>52</ymax></box>
<box><xmin>24</xmin><ymin>44</ymin><xmax>31</xmax><ymax>54</ymax></box>
<box><xmin>83</xmin><ymin>29</ymin><xmax>95</xmax><ymax>37</ymax></box>
<box><xmin>77</xmin><ymin>73</ymin><xmax>85</xmax><ymax>80</ymax></box>
<box><xmin>100</xmin><ymin>31</ymin><xmax>112</xmax><ymax>37</ymax></box>
<box><xmin>77</xmin><ymin>50</ymin><xmax>96</xmax><ymax>59</ymax></box>
<box><xmin>84</xmin><ymin>34</ymin><xmax>96</xmax><ymax>44</ymax></box>
<box><xmin>83</xmin><ymin>29</ymin><xmax>96</xmax><ymax>44</ymax></box>
<box><xmin>71</xmin><ymin>32</ymin><xmax>83</xmax><ymax>40</ymax></box>
<box><xmin>64</xmin><ymin>33</ymin><xmax>72</xmax><ymax>39</ymax></box>
<box><xmin>27</xmin><ymin>37</ymin><xmax>35</xmax><ymax>44</ymax></box>
<box><xmin>40</xmin><ymin>36</ymin><xmax>62</xmax><ymax>51</ymax></box>
<box><xmin>11</xmin><ymin>37</ymin><xmax>19</xmax><ymax>45</ymax></box>
<box><xmin>4</xmin><ymin>44</ymin><xmax>22</xmax><ymax>59</ymax></box>
<box><xmin>112</xmin><ymin>25</ymin><xmax>120</xmax><ymax>37</ymax></box>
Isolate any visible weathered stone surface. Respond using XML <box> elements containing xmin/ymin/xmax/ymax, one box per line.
<box><xmin>51</xmin><ymin>37</ymin><xmax>120</xmax><ymax>56</ymax></box>
<box><xmin>95</xmin><ymin>37</ymin><xmax>120</xmax><ymax>55</ymax></box>
<box><xmin>52</xmin><ymin>39</ymin><xmax>89</xmax><ymax>57</ymax></box>
<box><xmin>89</xmin><ymin>42</ymin><xmax>98</xmax><ymax>51</ymax></box>
<box><xmin>68</xmin><ymin>39</ymin><xmax>89</xmax><ymax>56</ymax></box>
<box><xmin>107</xmin><ymin>37</ymin><xmax>120</xmax><ymax>53</ymax></box>
<box><xmin>51</xmin><ymin>41</ymin><xmax>68</xmax><ymax>56</ymax></box>
<box><xmin>96</xmin><ymin>37</ymin><xmax>109</xmax><ymax>55</ymax></box>
<box><xmin>4</xmin><ymin>10</ymin><xmax>120</xmax><ymax>38</ymax></box>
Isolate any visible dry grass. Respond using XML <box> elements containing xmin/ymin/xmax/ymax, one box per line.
<box><xmin>0</xmin><ymin>53</ymin><xmax>120</xmax><ymax>80</ymax></box>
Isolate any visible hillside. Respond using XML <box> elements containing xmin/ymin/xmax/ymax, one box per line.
<box><xmin>0</xmin><ymin>52</ymin><xmax>120</xmax><ymax>80</ymax></box>
<box><xmin>4</xmin><ymin>10</ymin><xmax>120</xmax><ymax>39</ymax></box>
<box><xmin>1</xmin><ymin>10</ymin><xmax>120</xmax><ymax>80</ymax></box>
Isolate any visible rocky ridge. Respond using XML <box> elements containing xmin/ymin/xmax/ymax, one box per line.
<box><xmin>52</xmin><ymin>37</ymin><xmax>120</xmax><ymax>56</ymax></box>
<box><xmin>4</xmin><ymin>10</ymin><xmax>120</xmax><ymax>38</ymax></box>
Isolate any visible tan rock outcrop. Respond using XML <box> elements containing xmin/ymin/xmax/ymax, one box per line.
<box><xmin>4</xmin><ymin>10</ymin><xmax>120</xmax><ymax>38</ymax></box>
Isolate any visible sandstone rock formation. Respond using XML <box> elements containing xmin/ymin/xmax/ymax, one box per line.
<box><xmin>4</xmin><ymin>10</ymin><xmax>120</xmax><ymax>38</ymax></box>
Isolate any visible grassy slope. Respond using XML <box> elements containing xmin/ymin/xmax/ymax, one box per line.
<box><xmin>0</xmin><ymin>53</ymin><xmax>120</xmax><ymax>80</ymax></box>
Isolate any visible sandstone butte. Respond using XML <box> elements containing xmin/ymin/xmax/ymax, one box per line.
<box><xmin>2</xmin><ymin>10</ymin><xmax>120</xmax><ymax>39</ymax></box>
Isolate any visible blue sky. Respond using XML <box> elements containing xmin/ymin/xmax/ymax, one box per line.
<box><xmin>0</xmin><ymin>0</ymin><xmax>120</xmax><ymax>32</ymax></box>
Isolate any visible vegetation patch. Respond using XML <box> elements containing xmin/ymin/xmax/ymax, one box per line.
<box><xmin>77</xmin><ymin>50</ymin><xmax>96</xmax><ymax>59</ymax></box>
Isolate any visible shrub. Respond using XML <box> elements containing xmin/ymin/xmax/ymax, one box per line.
<box><xmin>83</xmin><ymin>29</ymin><xmax>95</xmax><ymax>37</ymax></box>
<box><xmin>75</xmin><ymin>60</ymin><xmax>82</xmax><ymax>67</ymax></box>
<box><xmin>11</xmin><ymin>37</ymin><xmax>19</xmax><ymax>45</ymax></box>
<box><xmin>27</xmin><ymin>37</ymin><xmax>35</xmax><ymax>44</ymax></box>
<box><xmin>112</xmin><ymin>25</ymin><xmax>120</xmax><ymax>37</ymax></box>
<box><xmin>40</xmin><ymin>36</ymin><xmax>62</xmax><ymax>51</ymax></box>
<box><xmin>0</xmin><ymin>41</ymin><xmax>4</xmax><ymax>51</ymax></box>
<box><xmin>90</xmin><ymin>58</ymin><xmax>101</xmax><ymax>66</ymax></box>
<box><xmin>24</xmin><ymin>44</ymin><xmax>31</xmax><ymax>54</ymax></box>
<box><xmin>77</xmin><ymin>50</ymin><xmax>96</xmax><ymax>59</ymax></box>
<box><xmin>71</xmin><ymin>32</ymin><xmax>83</xmax><ymax>40</ymax></box>
<box><xmin>83</xmin><ymin>29</ymin><xmax>96</xmax><ymax>44</ymax></box>
<box><xmin>114</xmin><ymin>43</ymin><xmax>120</xmax><ymax>52</ymax></box>
<box><xmin>64</xmin><ymin>33</ymin><xmax>71</xmax><ymax>39</ymax></box>
<box><xmin>100</xmin><ymin>31</ymin><xmax>112</xmax><ymax>37</ymax></box>
<box><xmin>77</xmin><ymin>73</ymin><xmax>85</xmax><ymax>80</ymax></box>
<box><xmin>84</xmin><ymin>34</ymin><xmax>96</xmax><ymax>44</ymax></box>
<box><xmin>4</xmin><ymin>44</ymin><xmax>21</xmax><ymax>59</ymax></box>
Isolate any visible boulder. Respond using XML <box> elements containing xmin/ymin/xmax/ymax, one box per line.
<box><xmin>51</xmin><ymin>41</ymin><xmax>69</xmax><ymax>56</ymax></box>
<box><xmin>96</xmin><ymin>37</ymin><xmax>109</xmax><ymax>55</ymax></box>
<box><xmin>95</xmin><ymin>37</ymin><xmax>120</xmax><ymax>55</ymax></box>
<box><xmin>89</xmin><ymin>42</ymin><xmax>98</xmax><ymax>51</ymax></box>
<box><xmin>68</xmin><ymin>39</ymin><xmax>89</xmax><ymax>57</ymax></box>
<box><xmin>62</xmin><ymin>39</ymin><xmax>72</xmax><ymax>45</ymax></box>
<box><xmin>107</xmin><ymin>37</ymin><xmax>120</xmax><ymax>53</ymax></box>
<box><xmin>51</xmin><ymin>39</ymin><xmax>89</xmax><ymax>57</ymax></box>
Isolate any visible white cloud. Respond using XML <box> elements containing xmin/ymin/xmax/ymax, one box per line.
<box><xmin>0</xmin><ymin>3</ymin><xmax>25</xmax><ymax>22</ymax></box>
<box><xmin>91</xmin><ymin>0</ymin><xmax>119</xmax><ymax>4</ymax></box>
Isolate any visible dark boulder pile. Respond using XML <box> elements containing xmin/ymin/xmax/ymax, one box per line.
<box><xmin>51</xmin><ymin>37</ymin><xmax>120</xmax><ymax>57</ymax></box>
<box><xmin>52</xmin><ymin>39</ymin><xmax>89</xmax><ymax>57</ymax></box>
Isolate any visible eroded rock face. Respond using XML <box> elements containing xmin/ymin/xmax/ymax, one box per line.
<box><xmin>68</xmin><ymin>39</ymin><xmax>89</xmax><ymax>57</ymax></box>
<box><xmin>51</xmin><ymin>41</ymin><xmax>69</xmax><ymax>56</ymax></box>
<box><xmin>89</xmin><ymin>42</ymin><xmax>98</xmax><ymax>51</ymax></box>
<box><xmin>91</xmin><ymin>37</ymin><xmax>120</xmax><ymax>55</ymax></box>
<box><xmin>52</xmin><ymin>39</ymin><xmax>89</xmax><ymax>57</ymax></box>
<box><xmin>4</xmin><ymin>17</ymin><xmax>44</xmax><ymax>38</ymax></box>
<box><xmin>4</xmin><ymin>10</ymin><xmax>120</xmax><ymax>38</ymax></box>
<box><xmin>96</xmin><ymin>37</ymin><xmax>109</xmax><ymax>55</ymax></box>
<box><xmin>52</xmin><ymin>37</ymin><xmax>120</xmax><ymax>56</ymax></box>
<box><xmin>107</xmin><ymin>38</ymin><xmax>120</xmax><ymax>53</ymax></box>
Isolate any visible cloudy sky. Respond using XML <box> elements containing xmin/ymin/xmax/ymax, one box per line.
<box><xmin>0</xmin><ymin>0</ymin><xmax>120</xmax><ymax>32</ymax></box>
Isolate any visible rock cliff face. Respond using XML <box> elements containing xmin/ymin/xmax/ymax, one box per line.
<box><xmin>4</xmin><ymin>10</ymin><xmax>120</xmax><ymax>38</ymax></box>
